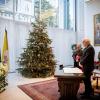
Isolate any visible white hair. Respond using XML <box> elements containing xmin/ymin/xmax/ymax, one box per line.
<box><xmin>82</xmin><ymin>38</ymin><xmax>91</xmax><ymax>45</ymax></box>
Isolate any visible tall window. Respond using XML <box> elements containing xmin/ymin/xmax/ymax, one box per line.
<box><xmin>34</xmin><ymin>0</ymin><xmax>59</xmax><ymax>27</ymax></box>
<box><xmin>64</xmin><ymin>0</ymin><xmax>76</xmax><ymax>31</ymax></box>
<box><xmin>0</xmin><ymin>0</ymin><xmax>5</xmax><ymax>4</ymax></box>
<box><xmin>57</xmin><ymin>0</ymin><xmax>76</xmax><ymax>30</ymax></box>
<box><xmin>0</xmin><ymin>0</ymin><xmax>13</xmax><ymax>11</ymax></box>
<box><xmin>0</xmin><ymin>0</ymin><xmax>13</xmax><ymax>20</ymax></box>
<box><xmin>0</xmin><ymin>0</ymin><xmax>34</xmax><ymax>22</ymax></box>
<box><xmin>68</xmin><ymin>0</ymin><xmax>76</xmax><ymax>31</ymax></box>
<box><xmin>0</xmin><ymin>0</ymin><xmax>76</xmax><ymax>28</ymax></box>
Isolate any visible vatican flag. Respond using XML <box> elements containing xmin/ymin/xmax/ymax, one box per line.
<box><xmin>1</xmin><ymin>29</ymin><xmax>9</xmax><ymax>66</ymax></box>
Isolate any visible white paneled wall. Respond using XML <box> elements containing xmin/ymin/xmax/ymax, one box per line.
<box><xmin>48</xmin><ymin>29</ymin><xmax>76</xmax><ymax>65</ymax></box>
<box><xmin>0</xmin><ymin>18</ymin><xmax>76</xmax><ymax>72</ymax></box>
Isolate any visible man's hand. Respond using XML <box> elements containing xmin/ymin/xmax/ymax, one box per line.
<box><xmin>79</xmin><ymin>62</ymin><xmax>83</xmax><ymax>68</ymax></box>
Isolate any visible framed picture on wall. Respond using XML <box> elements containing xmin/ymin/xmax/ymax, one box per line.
<box><xmin>94</xmin><ymin>14</ymin><xmax>100</xmax><ymax>46</ymax></box>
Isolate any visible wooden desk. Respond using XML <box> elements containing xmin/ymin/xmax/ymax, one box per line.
<box><xmin>54</xmin><ymin>66</ymin><xmax>84</xmax><ymax>99</ymax></box>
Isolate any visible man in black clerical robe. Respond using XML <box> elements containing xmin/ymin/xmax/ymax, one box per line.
<box><xmin>79</xmin><ymin>38</ymin><xmax>95</xmax><ymax>97</ymax></box>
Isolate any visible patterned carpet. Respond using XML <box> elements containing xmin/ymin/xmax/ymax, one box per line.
<box><xmin>18</xmin><ymin>79</ymin><xmax>100</xmax><ymax>100</ymax></box>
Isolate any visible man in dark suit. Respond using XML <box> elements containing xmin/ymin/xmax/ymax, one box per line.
<box><xmin>79</xmin><ymin>38</ymin><xmax>95</xmax><ymax>97</ymax></box>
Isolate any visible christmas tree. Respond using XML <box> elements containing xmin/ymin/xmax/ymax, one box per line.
<box><xmin>18</xmin><ymin>19</ymin><xmax>56</xmax><ymax>78</ymax></box>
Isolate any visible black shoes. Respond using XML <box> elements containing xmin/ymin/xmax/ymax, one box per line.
<box><xmin>80</xmin><ymin>89</ymin><xmax>94</xmax><ymax>95</ymax></box>
<box><xmin>80</xmin><ymin>92</ymin><xmax>94</xmax><ymax>96</ymax></box>
<box><xmin>80</xmin><ymin>92</ymin><xmax>86</xmax><ymax>95</ymax></box>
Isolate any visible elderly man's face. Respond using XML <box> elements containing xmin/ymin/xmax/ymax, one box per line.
<box><xmin>83</xmin><ymin>41</ymin><xmax>87</xmax><ymax>48</ymax></box>
<box><xmin>82</xmin><ymin>38</ymin><xmax>91</xmax><ymax>48</ymax></box>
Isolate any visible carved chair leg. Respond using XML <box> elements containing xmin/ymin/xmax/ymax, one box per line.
<box><xmin>96</xmin><ymin>77</ymin><xmax>99</xmax><ymax>89</ymax></box>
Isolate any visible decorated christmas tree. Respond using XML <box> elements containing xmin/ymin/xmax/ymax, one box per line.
<box><xmin>18</xmin><ymin>19</ymin><xmax>56</xmax><ymax>78</ymax></box>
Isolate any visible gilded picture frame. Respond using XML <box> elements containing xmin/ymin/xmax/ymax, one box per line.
<box><xmin>94</xmin><ymin>14</ymin><xmax>100</xmax><ymax>46</ymax></box>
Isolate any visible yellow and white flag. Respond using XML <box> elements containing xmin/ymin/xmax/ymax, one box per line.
<box><xmin>1</xmin><ymin>29</ymin><xmax>9</xmax><ymax>65</ymax></box>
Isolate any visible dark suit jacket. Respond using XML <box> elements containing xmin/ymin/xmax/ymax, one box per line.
<box><xmin>80</xmin><ymin>45</ymin><xmax>95</xmax><ymax>74</ymax></box>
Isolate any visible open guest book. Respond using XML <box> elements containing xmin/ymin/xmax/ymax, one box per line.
<box><xmin>63</xmin><ymin>67</ymin><xmax>83</xmax><ymax>74</ymax></box>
